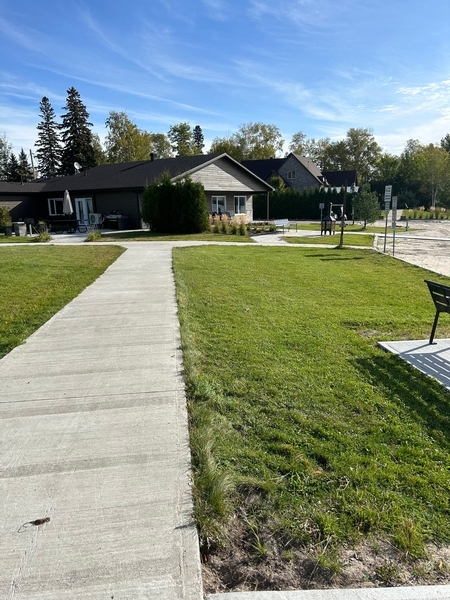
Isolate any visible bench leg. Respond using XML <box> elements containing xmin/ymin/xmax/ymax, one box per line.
<box><xmin>429</xmin><ymin>311</ymin><xmax>440</xmax><ymax>344</ymax></box>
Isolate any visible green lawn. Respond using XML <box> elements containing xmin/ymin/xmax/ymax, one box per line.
<box><xmin>283</xmin><ymin>233</ymin><xmax>374</xmax><ymax>246</ymax></box>
<box><xmin>174</xmin><ymin>245</ymin><xmax>450</xmax><ymax>585</ymax></box>
<box><xmin>100</xmin><ymin>230</ymin><xmax>254</xmax><ymax>242</ymax></box>
<box><xmin>0</xmin><ymin>245</ymin><xmax>125</xmax><ymax>358</ymax></box>
<box><xmin>0</xmin><ymin>234</ymin><xmax>38</xmax><ymax>243</ymax></box>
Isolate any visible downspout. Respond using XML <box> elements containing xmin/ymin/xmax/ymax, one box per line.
<box><xmin>266</xmin><ymin>191</ymin><xmax>270</xmax><ymax>221</ymax></box>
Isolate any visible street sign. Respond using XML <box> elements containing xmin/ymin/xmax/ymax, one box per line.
<box><xmin>319</xmin><ymin>203</ymin><xmax>325</xmax><ymax>209</ymax></box>
<box><xmin>385</xmin><ymin>201</ymin><xmax>390</xmax><ymax>213</ymax></box>
<box><xmin>392</xmin><ymin>196</ymin><xmax>397</xmax><ymax>210</ymax></box>
<box><xmin>385</xmin><ymin>185</ymin><xmax>392</xmax><ymax>202</ymax></box>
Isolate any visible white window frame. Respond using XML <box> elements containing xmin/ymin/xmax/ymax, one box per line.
<box><xmin>212</xmin><ymin>196</ymin><xmax>226</xmax><ymax>213</ymax></box>
<box><xmin>234</xmin><ymin>196</ymin><xmax>247</xmax><ymax>214</ymax></box>
<box><xmin>48</xmin><ymin>198</ymin><xmax>63</xmax><ymax>216</ymax></box>
<box><xmin>286</xmin><ymin>170</ymin><xmax>296</xmax><ymax>179</ymax></box>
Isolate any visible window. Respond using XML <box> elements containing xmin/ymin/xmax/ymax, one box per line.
<box><xmin>234</xmin><ymin>196</ymin><xmax>246</xmax><ymax>214</ymax></box>
<box><xmin>212</xmin><ymin>196</ymin><xmax>226</xmax><ymax>213</ymax></box>
<box><xmin>286</xmin><ymin>170</ymin><xmax>296</xmax><ymax>179</ymax></box>
<box><xmin>48</xmin><ymin>198</ymin><xmax>63</xmax><ymax>216</ymax></box>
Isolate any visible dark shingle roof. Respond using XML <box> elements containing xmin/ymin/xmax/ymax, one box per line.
<box><xmin>40</xmin><ymin>154</ymin><xmax>221</xmax><ymax>193</ymax></box>
<box><xmin>241</xmin><ymin>158</ymin><xmax>286</xmax><ymax>180</ymax></box>
<box><xmin>0</xmin><ymin>181</ymin><xmax>46</xmax><ymax>194</ymax></box>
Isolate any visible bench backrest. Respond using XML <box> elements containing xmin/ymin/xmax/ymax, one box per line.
<box><xmin>274</xmin><ymin>219</ymin><xmax>290</xmax><ymax>226</ymax></box>
<box><xmin>425</xmin><ymin>279</ymin><xmax>450</xmax><ymax>314</ymax></box>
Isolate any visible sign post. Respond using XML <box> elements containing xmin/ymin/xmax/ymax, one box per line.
<box><xmin>319</xmin><ymin>202</ymin><xmax>324</xmax><ymax>222</ymax></box>
<box><xmin>383</xmin><ymin>185</ymin><xmax>392</xmax><ymax>253</ymax></box>
<box><xmin>391</xmin><ymin>196</ymin><xmax>397</xmax><ymax>257</ymax></box>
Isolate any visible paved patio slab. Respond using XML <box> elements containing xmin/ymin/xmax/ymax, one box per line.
<box><xmin>378</xmin><ymin>339</ymin><xmax>450</xmax><ymax>390</ymax></box>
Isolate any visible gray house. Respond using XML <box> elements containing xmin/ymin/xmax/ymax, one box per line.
<box><xmin>0</xmin><ymin>153</ymin><xmax>272</xmax><ymax>229</ymax></box>
<box><xmin>242</xmin><ymin>154</ymin><xmax>358</xmax><ymax>192</ymax></box>
<box><xmin>242</xmin><ymin>153</ymin><xmax>325</xmax><ymax>190</ymax></box>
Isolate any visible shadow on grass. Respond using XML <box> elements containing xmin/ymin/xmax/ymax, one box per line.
<box><xmin>304</xmin><ymin>252</ymin><xmax>369</xmax><ymax>262</ymax></box>
<box><xmin>354</xmin><ymin>351</ymin><xmax>450</xmax><ymax>449</ymax></box>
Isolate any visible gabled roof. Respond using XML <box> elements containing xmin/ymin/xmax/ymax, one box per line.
<box><xmin>241</xmin><ymin>158</ymin><xmax>286</xmax><ymax>181</ymax></box>
<box><xmin>291</xmin><ymin>154</ymin><xmax>323</xmax><ymax>182</ymax></box>
<box><xmin>242</xmin><ymin>153</ymin><xmax>324</xmax><ymax>185</ymax></box>
<box><xmin>15</xmin><ymin>153</ymin><xmax>271</xmax><ymax>194</ymax></box>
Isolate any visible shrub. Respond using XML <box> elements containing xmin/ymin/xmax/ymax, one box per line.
<box><xmin>230</xmin><ymin>216</ymin><xmax>239</xmax><ymax>235</ymax></box>
<box><xmin>85</xmin><ymin>231</ymin><xmax>103</xmax><ymax>242</ymax></box>
<box><xmin>33</xmin><ymin>232</ymin><xmax>52</xmax><ymax>243</ymax></box>
<box><xmin>141</xmin><ymin>172</ymin><xmax>209</xmax><ymax>234</ymax></box>
<box><xmin>212</xmin><ymin>215</ymin><xmax>221</xmax><ymax>233</ymax></box>
<box><xmin>0</xmin><ymin>206</ymin><xmax>12</xmax><ymax>228</ymax></box>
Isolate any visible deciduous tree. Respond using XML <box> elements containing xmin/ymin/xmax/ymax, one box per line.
<box><xmin>0</xmin><ymin>133</ymin><xmax>12</xmax><ymax>181</ymax></box>
<box><xmin>167</xmin><ymin>122</ymin><xmax>194</xmax><ymax>156</ymax></box>
<box><xmin>104</xmin><ymin>111</ymin><xmax>153</xmax><ymax>163</ymax></box>
<box><xmin>234</xmin><ymin>122</ymin><xmax>284</xmax><ymax>159</ymax></box>
<box><xmin>150</xmin><ymin>133</ymin><xmax>172</xmax><ymax>158</ymax></box>
<box><xmin>289</xmin><ymin>131</ymin><xmax>307</xmax><ymax>155</ymax></box>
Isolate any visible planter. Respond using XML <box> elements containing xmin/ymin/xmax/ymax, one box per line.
<box><xmin>13</xmin><ymin>222</ymin><xmax>27</xmax><ymax>236</ymax></box>
<box><xmin>4</xmin><ymin>225</ymin><xmax>12</xmax><ymax>236</ymax></box>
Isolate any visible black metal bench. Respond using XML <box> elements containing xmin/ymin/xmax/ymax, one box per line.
<box><xmin>425</xmin><ymin>279</ymin><xmax>450</xmax><ymax>344</ymax></box>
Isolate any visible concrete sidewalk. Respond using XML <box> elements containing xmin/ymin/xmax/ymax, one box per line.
<box><xmin>0</xmin><ymin>245</ymin><xmax>202</xmax><ymax>599</ymax></box>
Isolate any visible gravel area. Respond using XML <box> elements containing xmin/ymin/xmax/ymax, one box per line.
<box><xmin>375</xmin><ymin>220</ymin><xmax>450</xmax><ymax>278</ymax></box>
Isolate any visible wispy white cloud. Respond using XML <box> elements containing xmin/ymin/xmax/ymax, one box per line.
<box><xmin>201</xmin><ymin>0</ymin><xmax>230</xmax><ymax>21</ymax></box>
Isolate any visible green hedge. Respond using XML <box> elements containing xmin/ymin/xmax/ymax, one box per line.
<box><xmin>254</xmin><ymin>187</ymin><xmax>355</xmax><ymax>220</ymax></box>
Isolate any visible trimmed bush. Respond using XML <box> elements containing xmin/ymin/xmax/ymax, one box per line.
<box><xmin>141</xmin><ymin>172</ymin><xmax>209</xmax><ymax>234</ymax></box>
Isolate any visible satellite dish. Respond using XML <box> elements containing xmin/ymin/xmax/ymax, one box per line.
<box><xmin>74</xmin><ymin>162</ymin><xmax>82</xmax><ymax>173</ymax></box>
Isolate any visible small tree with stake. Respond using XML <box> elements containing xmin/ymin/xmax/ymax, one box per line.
<box><xmin>352</xmin><ymin>184</ymin><xmax>380</xmax><ymax>229</ymax></box>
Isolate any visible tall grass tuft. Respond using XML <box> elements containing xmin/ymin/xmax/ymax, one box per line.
<box><xmin>239</xmin><ymin>215</ymin><xmax>247</xmax><ymax>236</ymax></box>
<box><xmin>220</xmin><ymin>213</ymin><xmax>229</xmax><ymax>234</ymax></box>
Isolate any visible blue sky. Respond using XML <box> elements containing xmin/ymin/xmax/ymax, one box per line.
<box><xmin>1</xmin><ymin>0</ymin><xmax>450</xmax><ymax>158</ymax></box>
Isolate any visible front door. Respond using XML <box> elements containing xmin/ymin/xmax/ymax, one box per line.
<box><xmin>75</xmin><ymin>198</ymin><xmax>93</xmax><ymax>225</ymax></box>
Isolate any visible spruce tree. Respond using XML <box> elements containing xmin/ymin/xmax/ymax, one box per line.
<box><xmin>192</xmin><ymin>125</ymin><xmax>204</xmax><ymax>154</ymax></box>
<box><xmin>6</xmin><ymin>153</ymin><xmax>20</xmax><ymax>181</ymax></box>
<box><xmin>17</xmin><ymin>148</ymin><xmax>32</xmax><ymax>181</ymax></box>
<box><xmin>35</xmin><ymin>96</ymin><xmax>62</xmax><ymax>177</ymax></box>
<box><xmin>59</xmin><ymin>87</ymin><xmax>96</xmax><ymax>174</ymax></box>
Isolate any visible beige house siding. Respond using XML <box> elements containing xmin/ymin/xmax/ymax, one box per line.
<box><xmin>190</xmin><ymin>159</ymin><xmax>264</xmax><ymax>192</ymax></box>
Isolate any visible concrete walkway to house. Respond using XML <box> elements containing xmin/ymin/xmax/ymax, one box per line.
<box><xmin>0</xmin><ymin>244</ymin><xmax>202</xmax><ymax>599</ymax></box>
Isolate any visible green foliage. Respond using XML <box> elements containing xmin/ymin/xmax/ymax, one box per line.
<box><xmin>84</xmin><ymin>230</ymin><xmax>103</xmax><ymax>241</ymax></box>
<box><xmin>211</xmin><ymin>122</ymin><xmax>284</xmax><ymax>160</ymax></box>
<box><xmin>253</xmin><ymin>186</ymin><xmax>348</xmax><ymax>220</ymax></box>
<box><xmin>35</xmin><ymin>96</ymin><xmax>62</xmax><ymax>177</ymax></box>
<box><xmin>141</xmin><ymin>172</ymin><xmax>209</xmax><ymax>233</ymax></box>
<box><xmin>167</xmin><ymin>122</ymin><xmax>194</xmax><ymax>156</ymax></box>
<box><xmin>59</xmin><ymin>87</ymin><xmax>96</xmax><ymax>174</ymax></box>
<box><xmin>0</xmin><ymin>133</ymin><xmax>12</xmax><ymax>181</ymax></box>
<box><xmin>192</xmin><ymin>125</ymin><xmax>204</xmax><ymax>154</ymax></box>
<box><xmin>33</xmin><ymin>231</ymin><xmax>52</xmax><ymax>243</ymax></box>
<box><xmin>352</xmin><ymin>184</ymin><xmax>380</xmax><ymax>227</ymax></box>
<box><xmin>0</xmin><ymin>206</ymin><xmax>12</xmax><ymax>227</ymax></box>
<box><xmin>104</xmin><ymin>110</ymin><xmax>153</xmax><ymax>163</ymax></box>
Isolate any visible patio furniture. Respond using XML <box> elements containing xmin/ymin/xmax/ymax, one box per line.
<box><xmin>425</xmin><ymin>279</ymin><xmax>450</xmax><ymax>344</ymax></box>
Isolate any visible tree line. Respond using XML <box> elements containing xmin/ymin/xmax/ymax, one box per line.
<box><xmin>1</xmin><ymin>86</ymin><xmax>450</xmax><ymax>208</ymax></box>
